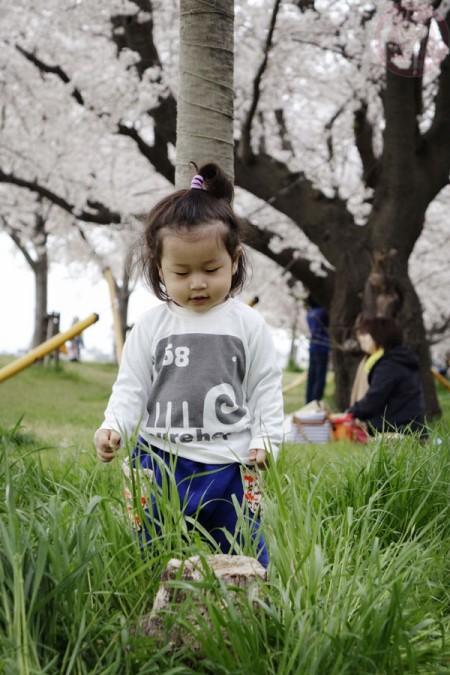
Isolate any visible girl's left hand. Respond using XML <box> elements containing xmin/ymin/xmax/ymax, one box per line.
<box><xmin>249</xmin><ymin>447</ymin><xmax>268</xmax><ymax>469</ymax></box>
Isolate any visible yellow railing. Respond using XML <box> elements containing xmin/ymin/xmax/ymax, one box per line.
<box><xmin>0</xmin><ymin>313</ymin><xmax>99</xmax><ymax>383</ymax></box>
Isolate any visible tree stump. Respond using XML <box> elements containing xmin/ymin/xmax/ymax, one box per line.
<box><xmin>140</xmin><ymin>554</ymin><xmax>267</xmax><ymax>648</ymax></box>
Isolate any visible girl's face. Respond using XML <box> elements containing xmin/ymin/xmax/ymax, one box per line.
<box><xmin>158</xmin><ymin>224</ymin><xmax>240</xmax><ymax>313</ymax></box>
<box><xmin>357</xmin><ymin>331</ymin><xmax>378</xmax><ymax>355</ymax></box>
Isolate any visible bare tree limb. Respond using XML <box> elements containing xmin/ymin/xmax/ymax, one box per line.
<box><xmin>353</xmin><ymin>101</ymin><xmax>381</xmax><ymax>189</ymax></box>
<box><xmin>237</xmin><ymin>0</ymin><xmax>282</xmax><ymax>163</ymax></box>
<box><xmin>15</xmin><ymin>44</ymin><xmax>85</xmax><ymax>106</ymax></box>
<box><xmin>243</xmin><ymin>219</ymin><xmax>334</xmax><ymax>308</ymax></box>
<box><xmin>1</xmin><ymin>218</ymin><xmax>36</xmax><ymax>269</ymax></box>
<box><xmin>274</xmin><ymin>109</ymin><xmax>294</xmax><ymax>155</ymax></box>
<box><xmin>0</xmin><ymin>170</ymin><xmax>121</xmax><ymax>224</ymax></box>
<box><xmin>421</xmin><ymin>13</ymin><xmax>450</xmax><ymax>200</ymax></box>
<box><xmin>427</xmin><ymin>314</ymin><xmax>450</xmax><ymax>345</ymax></box>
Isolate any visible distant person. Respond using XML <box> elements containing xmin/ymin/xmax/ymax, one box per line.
<box><xmin>93</xmin><ymin>162</ymin><xmax>284</xmax><ymax>567</ymax></box>
<box><xmin>69</xmin><ymin>317</ymin><xmax>84</xmax><ymax>361</ymax></box>
<box><xmin>347</xmin><ymin>316</ymin><xmax>426</xmax><ymax>436</ymax></box>
<box><xmin>305</xmin><ymin>294</ymin><xmax>330</xmax><ymax>403</ymax></box>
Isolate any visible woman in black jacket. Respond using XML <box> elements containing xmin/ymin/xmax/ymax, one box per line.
<box><xmin>348</xmin><ymin>317</ymin><xmax>426</xmax><ymax>436</ymax></box>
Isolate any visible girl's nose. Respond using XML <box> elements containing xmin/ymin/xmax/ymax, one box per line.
<box><xmin>190</xmin><ymin>275</ymin><xmax>207</xmax><ymax>289</ymax></box>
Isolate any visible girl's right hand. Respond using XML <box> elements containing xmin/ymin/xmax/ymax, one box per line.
<box><xmin>249</xmin><ymin>447</ymin><xmax>268</xmax><ymax>470</ymax></box>
<box><xmin>94</xmin><ymin>428</ymin><xmax>121</xmax><ymax>463</ymax></box>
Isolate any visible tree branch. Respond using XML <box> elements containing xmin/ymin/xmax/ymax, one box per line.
<box><xmin>117</xmin><ymin>122</ymin><xmax>175</xmax><ymax>184</ymax></box>
<box><xmin>295</xmin><ymin>0</ymin><xmax>316</xmax><ymax>12</ymax></box>
<box><xmin>111</xmin><ymin>2</ymin><xmax>176</xmax><ymax>180</ymax></box>
<box><xmin>15</xmin><ymin>44</ymin><xmax>85</xmax><ymax>106</ymax></box>
<box><xmin>237</xmin><ymin>0</ymin><xmax>281</xmax><ymax>163</ymax></box>
<box><xmin>243</xmin><ymin>219</ymin><xmax>334</xmax><ymax>308</ymax></box>
<box><xmin>0</xmin><ymin>170</ymin><xmax>121</xmax><ymax>224</ymax></box>
<box><xmin>427</xmin><ymin>313</ymin><xmax>450</xmax><ymax>345</ymax></box>
<box><xmin>274</xmin><ymin>109</ymin><xmax>294</xmax><ymax>155</ymax></box>
<box><xmin>421</xmin><ymin>13</ymin><xmax>450</xmax><ymax>199</ymax></box>
<box><xmin>235</xmin><ymin>152</ymin><xmax>361</xmax><ymax>266</ymax></box>
<box><xmin>353</xmin><ymin>101</ymin><xmax>381</xmax><ymax>189</ymax></box>
<box><xmin>1</xmin><ymin>218</ymin><xmax>36</xmax><ymax>270</ymax></box>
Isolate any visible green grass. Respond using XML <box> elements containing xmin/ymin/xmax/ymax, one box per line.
<box><xmin>0</xmin><ymin>357</ymin><xmax>449</xmax><ymax>673</ymax></box>
<box><xmin>0</xmin><ymin>356</ymin><xmax>117</xmax><ymax>451</ymax></box>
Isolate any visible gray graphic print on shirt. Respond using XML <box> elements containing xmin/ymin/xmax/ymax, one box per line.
<box><xmin>148</xmin><ymin>334</ymin><xmax>250</xmax><ymax>441</ymax></box>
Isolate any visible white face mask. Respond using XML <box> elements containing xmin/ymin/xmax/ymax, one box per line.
<box><xmin>357</xmin><ymin>332</ymin><xmax>378</xmax><ymax>355</ymax></box>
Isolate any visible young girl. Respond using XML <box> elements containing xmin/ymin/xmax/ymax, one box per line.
<box><xmin>94</xmin><ymin>162</ymin><xmax>284</xmax><ymax>566</ymax></box>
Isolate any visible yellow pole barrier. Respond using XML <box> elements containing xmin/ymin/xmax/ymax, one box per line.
<box><xmin>431</xmin><ymin>368</ymin><xmax>450</xmax><ymax>392</ymax></box>
<box><xmin>103</xmin><ymin>267</ymin><xmax>124</xmax><ymax>365</ymax></box>
<box><xmin>0</xmin><ymin>313</ymin><xmax>99</xmax><ymax>384</ymax></box>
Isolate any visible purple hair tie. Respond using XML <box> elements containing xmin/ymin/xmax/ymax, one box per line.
<box><xmin>191</xmin><ymin>174</ymin><xmax>204</xmax><ymax>190</ymax></box>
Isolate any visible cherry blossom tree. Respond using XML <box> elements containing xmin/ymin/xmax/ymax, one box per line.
<box><xmin>0</xmin><ymin>0</ymin><xmax>169</xmax><ymax>348</ymax></box>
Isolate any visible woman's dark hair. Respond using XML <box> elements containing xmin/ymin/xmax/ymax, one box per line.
<box><xmin>357</xmin><ymin>316</ymin><xmax>403</xmax><ymax>350</ymax></box>
<box><xmin>137</xmin><ymin>162</ymin><xmax>247</xmax><ymax>301</ymax></box>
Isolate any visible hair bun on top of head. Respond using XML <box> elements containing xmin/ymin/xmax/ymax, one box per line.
<box><xmin>189</xmin><ymin>162</ymin><xmax>234</xmax><ymax>203</ymax></box>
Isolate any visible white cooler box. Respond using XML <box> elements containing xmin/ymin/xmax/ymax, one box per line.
<box><xmin>290</xmin><ymin>401</ymin><xmax>331</xmax><ymax>444</ymax></box>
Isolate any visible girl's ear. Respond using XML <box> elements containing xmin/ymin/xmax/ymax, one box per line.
<box><xmin>232</xmin><ymin>245</ymin><xmax>242</xmax><ymax>274</ymax></box>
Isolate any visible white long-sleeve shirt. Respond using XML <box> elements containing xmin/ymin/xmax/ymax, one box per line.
<box><xmin>101</xmin><ymin>297</ymin><xmax>284</xmax><ymax>464</ymax></box>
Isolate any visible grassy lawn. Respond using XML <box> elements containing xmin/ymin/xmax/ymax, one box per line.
<box><xmin>0</xmin><ymin>356</ymin><xmax>449</xmax><ymax>673</ymax></box>
<box><xmin>1</xmin><ymin>356</ymin><xmax>448</xmax><ymax>449</ymax></box>
<box><xmin>0</xmin><ymin>356</ymin><xmax>117</xmax><ymax>451</ymax></box>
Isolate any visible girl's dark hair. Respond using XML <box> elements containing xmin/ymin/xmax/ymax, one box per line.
<box><xmin>137</xmin><ymin>162</ymin><xmax>247</xmax><ymax>301</ymax></box>
<box><xmin>357</xmin><ymin>316</ymin><xmax>403</xmax><ymax>350</ymax></box>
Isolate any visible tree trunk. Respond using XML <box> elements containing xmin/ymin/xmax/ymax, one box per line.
<box><xmin>362</xmin><ymin>253</ymin><xmax>439</xmax><ymax>418</ymax></box>
<box><xmin>176</xmin><ymin>0</ymin><xmax>235</xmax><ymax>186</ymax></box>
<box><xmin>32</xmin><ymin>255</ymin><xmax>49</xmax><ymax>349</ymax></box>
<box><xmin>118</xmin><ymin>283</ymin><xmax>131</xmax><ymax>345</ymax></box>
<box><xmin>362</xmin><ymin>192</ymin><xmax>441</xmax><ymax>419</ymax></box>
<box><xmin>329</xmin><ymin>242</ymin><xmax>372</xmax><ymax>410</ymax></box>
